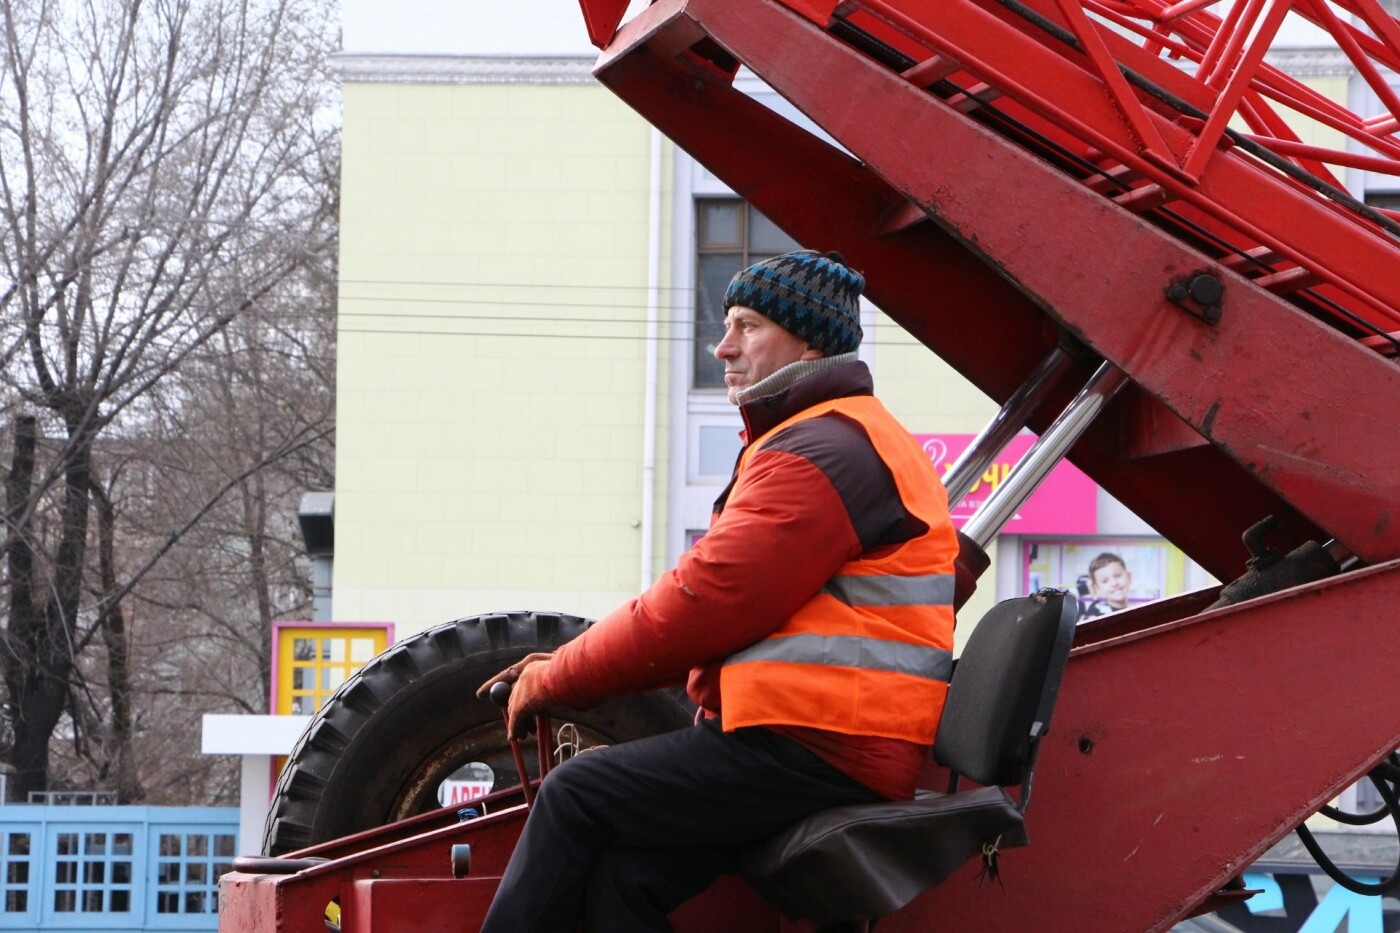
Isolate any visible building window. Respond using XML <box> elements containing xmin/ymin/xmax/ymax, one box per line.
<box><xmin>154</xmin><ymin>830</ymin><xmax>234</xmax><ymax>914</ymax></box>
<box><xmin>693</xmin><ymin>199</ymin><xmax>801</xmax><ymax>389</ymax></box>
<box><xmin>276</xmin><ymin>625</ymin><xmax>389</xmax><ymax>716</ymax></box>
<box><xmin>50</xmin><ymin>830</ymin><xmax>134</xmax><ymax>914</ymax></box>
<box><xmin>1</xmin><ymin>832</ymin><xmax>32</xmax><ymax>915</ymax></box>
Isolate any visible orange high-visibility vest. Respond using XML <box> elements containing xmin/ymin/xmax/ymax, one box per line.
<box><xmin>720</xmin><ymin>396</ymin><xmax>957</xmax><ymax>744</ymax></box>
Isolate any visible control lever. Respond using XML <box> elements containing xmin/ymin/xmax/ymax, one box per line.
<box><xmin>489</xmin><ymin>680</ymin><xmax>536</xmax><ymax>808</ymax></box>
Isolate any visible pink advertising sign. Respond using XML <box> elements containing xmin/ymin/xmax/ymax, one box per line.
<box><xmin>913</xmin><ymin>434</ymin><xmax>1098</xmax><ymax>535</ymax></box>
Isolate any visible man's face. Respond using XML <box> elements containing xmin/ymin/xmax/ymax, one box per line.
<box><xmin>713</xmin><ymin>306</ymin><xmax>822</xmax><ymax>404</ymax></box>
<box><xmin>1091</xmin><ymin>562</ymin><xmax>1132</xmax><ymax>608</ymax></box>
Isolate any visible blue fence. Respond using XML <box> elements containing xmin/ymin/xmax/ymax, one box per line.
<box><xmin>0</xmin><ymin>805</ymin><xmax>237</xmax><ymax>931</ymax></box>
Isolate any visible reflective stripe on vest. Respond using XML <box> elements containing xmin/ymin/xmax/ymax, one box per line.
<box><xmin>822</xmin><ymin>572</ymin><xmax>955</xmax><ymax>608</ymax></box>
<box><xmin>725</xmin><ymin>633</ymin><xmax>953</xmax><ymax>682</ymax></box>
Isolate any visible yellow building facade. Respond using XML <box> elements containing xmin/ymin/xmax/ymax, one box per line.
<box><xmin>335</xmin><ymin>67</ymin><xmax>669</xmax><ymax>628</ymax></box>
<box><xmin>328</xmin><ymin>6</ymin><xmax>1236</xmax><ymax>645</ymax></box>
<box><xmin>331</xmin><ymin>61</ymin><xmax>1030</xmax><ymax>642</ymax></box>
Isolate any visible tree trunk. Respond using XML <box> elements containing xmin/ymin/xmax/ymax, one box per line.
<box><xmin>92</xmin><ymin>483</ymin><xmax>143</xmax><ymax>803</ymax></box>
<box><xmin>3</xmin><ymin>416</ymin><xmax>76</xmax><ymax>800</ymax></box>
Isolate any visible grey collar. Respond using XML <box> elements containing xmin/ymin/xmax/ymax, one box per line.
<box><xmin>732</xmin><ymin>352</ymin><xmax>859</xmax><ymax>406</ymax></box>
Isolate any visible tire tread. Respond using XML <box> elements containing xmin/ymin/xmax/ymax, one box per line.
<box><xmin>262</xmin><ymin>610</ymin><xmax>690</xmax><ymax>855</ymax></box>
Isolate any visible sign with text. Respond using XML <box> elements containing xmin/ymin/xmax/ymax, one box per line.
<box><xmin>914</xmin><ymin>433</ymin><xmax>1098</xmax><ymax>535</ymax></box>
<box><xmin>438</xmin><ymin>780</ymin><xmax>494</xmax><ymax>806</ymax></box>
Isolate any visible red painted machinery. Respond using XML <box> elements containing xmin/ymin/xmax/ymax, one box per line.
<box><xmin>220</xmin><ymin>0</ymin><xmax>1400</xmax><ymax>929</ymax></box>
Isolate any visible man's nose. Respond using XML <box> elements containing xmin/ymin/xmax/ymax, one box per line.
<box><xmin>714</xmin><ymin>330</ymin><xmax>737</xmax><ymax>360</ymax></box>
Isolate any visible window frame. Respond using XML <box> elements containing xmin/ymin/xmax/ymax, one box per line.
<box><xmin>691</xmin><ymin>197</ymin><xmax>802</xmax><ymax>391</ymax></box>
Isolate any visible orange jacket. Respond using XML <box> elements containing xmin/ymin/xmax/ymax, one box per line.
<box><xmin>546</xmin><ymin>362</ymin><xmax>955</xmax><ymax>759</ymax></box>
<box><xmin>718</xmin><ymin>395</ymin><xmax>957</xmax><ymax>744</ymax></box>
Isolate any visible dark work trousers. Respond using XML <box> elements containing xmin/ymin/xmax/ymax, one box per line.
<box><xmin>479</xmin><ymin>717</ymin><xmax>882</xmax><ymax>932</ymax></box>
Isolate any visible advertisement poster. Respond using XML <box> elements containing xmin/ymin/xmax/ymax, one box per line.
<box><xmin>1023</xmin><ymin>538</ymin><xmax>1189</xmax><ymax>620</ymax></box>
<box><xmin>914</xmin><ymin>434</ymin><xmax>1098</xmax><ymax>535</ymax></box>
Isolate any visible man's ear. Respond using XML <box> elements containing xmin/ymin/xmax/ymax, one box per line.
<box><xmin>800</xmin><ymin>346</ymin><xmax>824</xmax><ymax>361</ymax></box>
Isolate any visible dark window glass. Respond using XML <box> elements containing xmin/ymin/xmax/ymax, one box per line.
<box><xmin>693</xmin><ymin>199</ymin><xmax>801</xmax><ymax>389</ymax></box>
<box><xmin>1366</xmin><ymin>190</ymin><xmax>1400</xmax><ymax>210</ymax></box>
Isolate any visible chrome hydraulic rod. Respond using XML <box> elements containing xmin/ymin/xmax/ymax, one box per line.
<box><xmin>943</xmin><ymin>346</ymin><xmax>1074</xmax><ymax>504</ymax></box>
<box><xmin>962</xmin><ymin>362</ymin><xmax>1128</xmax><ymax>549</ymax></box>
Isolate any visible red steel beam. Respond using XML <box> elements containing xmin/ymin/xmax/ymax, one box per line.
<box><xmin>853</xmin><ymin>0</ymin><xmax>1400</xmax><ymax>331</ymax></box>
<box><xmin>218</xmin><ymin>796</ymin><xmax>811</xmax><ymax>931</ymax></box>
<box><xmin>680</xmin><ymin>0</ymin><xmax>1400</xmax><ymax>560</ymax></box>
<box><xmin>592</xmin><ymin>0</ymin><xmax>1394</xmax><ymax>573</ymax></box>
<box><xmin>881</xmin><ymin>560</ymin><xmax>1400</xmax><ymax>931</ymax></box>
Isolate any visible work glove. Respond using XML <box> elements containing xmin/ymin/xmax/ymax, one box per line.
<box><xmin>477</xmin><ymin>652</ymin><xmax>556</xmax><ymax>740</ymax></box>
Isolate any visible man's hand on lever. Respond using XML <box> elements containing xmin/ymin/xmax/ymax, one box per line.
<box><xmin>477</xmin><ymin>652</ymin><xmax>556</xmax><ymax>740</ymax></box>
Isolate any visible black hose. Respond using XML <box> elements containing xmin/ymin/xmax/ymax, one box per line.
<box><xmin>1295</xmin><ymin>756</ymin><xmax>1400</xmax><ymax>896</ymax></box>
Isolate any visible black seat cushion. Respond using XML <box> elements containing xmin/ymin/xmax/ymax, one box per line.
<box><xmin>739</xmin><ymin>785</ymin><xmax>1029</xmax><ymax>924</ymax></box>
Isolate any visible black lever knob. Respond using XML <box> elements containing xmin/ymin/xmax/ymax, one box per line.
<box><xmin>489</xmin><ymin>680</ymin><xmax>512</xmax><ymax>708</ymax></box>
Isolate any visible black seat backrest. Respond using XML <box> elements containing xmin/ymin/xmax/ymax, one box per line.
<box><xmin>934</xmin><ymin>589</ymin><xmax>1076</xmax><ymax>796</ymax></box>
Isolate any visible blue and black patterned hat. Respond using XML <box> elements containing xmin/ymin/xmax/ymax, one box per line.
<box><xmin>723</xmin><ymin>250</ymin><xmax>864</xmax><ymax>355</ymax></box>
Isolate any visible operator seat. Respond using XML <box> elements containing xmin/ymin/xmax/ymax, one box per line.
<box><xmin>739</xmin><ymin>589</ymin><xmax>1076</xmax><ymax>929</ymax></box>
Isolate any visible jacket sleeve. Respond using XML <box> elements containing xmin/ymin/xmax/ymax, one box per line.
<box><xmin>545</xmin><ymin>446</ymin><xmax>866</xmax><ymax>709</ymax></box>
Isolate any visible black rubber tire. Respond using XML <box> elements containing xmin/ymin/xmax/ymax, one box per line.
<box><xmin>263</xmin><ymin>610</ymin><xmax>693</xmax><ymax>855</ymax></box>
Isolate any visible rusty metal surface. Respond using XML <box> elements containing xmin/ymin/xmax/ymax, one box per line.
<box><xmin>592</xmin><ymin>0</ymin><xmax>1335</xmax><ymax>579</ymax></box>
<box><xmin>591</xmin><ymin>0</ymin><xmax>1400</xmax><ymax>568</ymax></box>
<box><xmin>876</xmin><ymin>561</ymin><xmax>1400</xmax><ymax>930</ymax></box>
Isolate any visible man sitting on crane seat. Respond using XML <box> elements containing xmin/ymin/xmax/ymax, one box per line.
<box><xmin>477</xmin><ymin>249</ymin><xmax>959</xmax><ymax>932</ymax></box>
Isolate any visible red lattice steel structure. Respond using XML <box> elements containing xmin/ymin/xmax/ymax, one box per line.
<box><xmin>219</xmin><ymin>2</ymin><xmax>1400</xmax><ymax>930</ymax></box>
<box><xmin>581</xmin><ymin>0</ymin><xmax>1400</xmax><ymax>575</ymax></box>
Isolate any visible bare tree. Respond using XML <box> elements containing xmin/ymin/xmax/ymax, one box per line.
<box><xmin>0</xmin><ymin>0</ymin><xmax>339</xmax><ymax>801</ymax></box>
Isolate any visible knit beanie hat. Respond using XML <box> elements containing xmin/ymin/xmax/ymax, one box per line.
<box><xmin>723</xmin><ymin>250</ymin><xmax>865</xmax><ymax>355</ymax></box>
